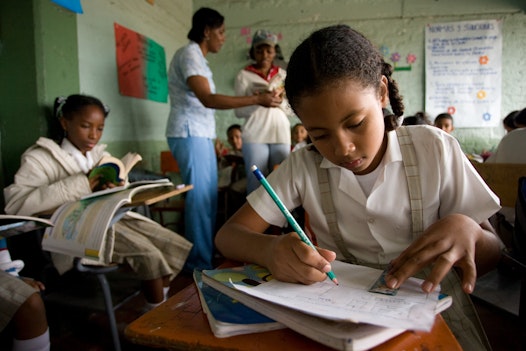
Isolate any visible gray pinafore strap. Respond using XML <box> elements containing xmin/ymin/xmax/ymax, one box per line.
<box><xmin>314</xmin><ymin>126</ymin><xmax>491</xmax><ymax>350</ymax></box>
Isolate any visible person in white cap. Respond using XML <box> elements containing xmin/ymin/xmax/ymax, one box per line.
<box><xmin>234</xmin><ymin>29</ymin><xmax>294</xmax><ymax>194</ymax></box>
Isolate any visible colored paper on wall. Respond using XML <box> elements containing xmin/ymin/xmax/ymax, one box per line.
<box><xmin>114</xmin><ymin>23</ymin><xmax>168</xmax><ymax>103</ymax></box>
<box><xmin>51</xmin><ymin>0</ymin><xmax>83</xmax><ymax>14</ymax></box>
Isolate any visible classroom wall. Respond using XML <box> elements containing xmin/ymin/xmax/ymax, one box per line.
<box><xmin>77</xmin><ymin>0</ymin><xmax>192</xmax><ymax>171</ymax></box>
<box><xmin>0</xmin><ymin>0</ymin><xmax>192</xmax><ymax>208</ymax></box>
<box><xmin>0</xmin><ymin>0</ymin><xmax>79</xmax><ymax>207</ymax></box>
<box><xmin>195</xmin><ymin>0</ymin><xmax>526</xmax><ymax>154</ymax></box>
<box><xmin>1</xmin><ymin>0</ymin><xmax>525</xmax><ymax>209</ymax></box>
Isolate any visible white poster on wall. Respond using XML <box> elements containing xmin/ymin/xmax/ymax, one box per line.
<box><xmin>425</xmin><ymin>19</ymin><xmax>502</xmax><ymax>128</ymax></box>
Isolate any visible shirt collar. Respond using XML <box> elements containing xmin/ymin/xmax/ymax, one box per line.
<box><xmin>61</xmin><ymin>138</ymin><xmax>94</xmax><ymax>173</ymax></box>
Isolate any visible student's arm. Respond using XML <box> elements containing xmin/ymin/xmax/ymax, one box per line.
<box><xmin>215</xmin><ymin>202</ymin><xmax>336</xmax><ymax>285</ymax></box>
<box><xmin>385</xmin><ymin>213</ymin><xmax>503</xmax><ymax>294</ymax></box>
<box><xmin>4</xmin><ymin>151</ymin><xmax>91</xmax><ymax>216</ymax></box>
<box><xmin>187</xmin><ymin>75</ymin><xmax>281</xmax><ymax>110</ymax></box>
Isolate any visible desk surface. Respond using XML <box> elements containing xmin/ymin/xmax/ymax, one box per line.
<box><xmin>125</xmin><ymin>281</ymin><xmax>462</xmax><ymax>351</ymax></box>
<box><xmin>128</xmin><ymin>184</ymin><xmax>193</xmax><ymax>207</ymax></box>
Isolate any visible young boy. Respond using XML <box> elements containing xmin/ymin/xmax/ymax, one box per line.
<box><xmin>434</xmin><ymin>112</ymin><xmax>455</xmax><ymax>133</ymax></box>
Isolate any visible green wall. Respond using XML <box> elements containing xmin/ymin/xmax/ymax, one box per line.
<box><xmin>0</xmin><ymin>1</ymin><xmax>79</xmax><ymax>207</ymax></box>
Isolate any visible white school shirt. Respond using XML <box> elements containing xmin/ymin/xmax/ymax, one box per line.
<box><xmin>247</xmin><ymin>126</ymin><xmax>500</xmax><ymax>265</ymax></box>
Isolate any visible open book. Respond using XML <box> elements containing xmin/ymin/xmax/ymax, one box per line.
<box><xmin>0</xmin><ymin>214</ymin><xmax>54</xmax><ymax>238</ymax></box>
<box><xmin>193</xmin><ymin>270</ymin><xmax>285</xmax><ymax>338</ymax></box>
<box><xmin>88</xmin><ymin>152</ymin><xmax>142</xmax><ymax>186</ymax></box>
<box><xmin>80</xmin><ymin>178</ymin><xmax>171</xmax><ymax>200</ymax></box>
<box><xmin>202</xmin><ymin>262</ymin><xmax>452</xmax><ymax>351</ymax></box>
<box><xmin>42</xmin><ymin>181</ymin><xmax>174</xmax><ymax>264</ymax></box>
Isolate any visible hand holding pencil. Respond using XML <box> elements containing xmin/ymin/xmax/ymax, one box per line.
<box><xmin>251</xmin><ymin>165</ymin><xmax>339</xmax><ymax>285</ymax></box>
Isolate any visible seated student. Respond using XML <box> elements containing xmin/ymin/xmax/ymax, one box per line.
<box><xmin>215</xmin><ymin>25</ymin><xmax>502</xmax><ymax>351</ymax></box>
<box><xmin>485</xmin><ymin>107</ymin><xmax>526</xmax><ymax>164</ymax></box>
<box><xmin>1</xmin><ymin>237</ymin><xmax>50</xmax><ymax>351</ymax></box>
<box><xmin>217</xmin><ymin>124</ymin><xmax>246</xmax><ymax>190</ymax></box>
<box><xmin>3</xmin><ymin>94</ymin><xmax>192</xmax><ymax>311</ymax></box>
<box><xmin>217</xmin><ymin>124</ymin><xmax>247</xmax><ymax>219</ymax></box>
<box><xmin>433</xmin><ymin>112</ymin><xmax>455</xmax><ymax>133</ymax></box>
<box><xmin>502</xmin><ymin>110</ymin><xmax>519</xmax><ymax>133</ymax></box>
<box><xmin>291</xmin><ymin>123</ymin><xmax>308</xmax><ymax>151</ymax></box>
<box><xmin>402</xmin><ymin>111</ymin><xmax>432</xmax><ymax>126</ymax></box>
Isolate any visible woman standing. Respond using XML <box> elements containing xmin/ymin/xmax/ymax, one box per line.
<box><xmin>165</xmin><ymin>8</ymin><xmax>281</xmax><ymax>271</ymax></box>
<box><xmin>234</xmin><ymin>29</ymin><xmax>293</xmax><ymax>194</ymax></box>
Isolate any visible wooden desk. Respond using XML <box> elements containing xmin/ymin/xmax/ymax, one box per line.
<box><xmin>125</xmin><ymin>282</ymin><xmax>462</xmax><ymax>351</ymax></box>
<box><xmin>128</xmin><ymin>184</ymin><xmax>193</xmax><ymax>207</ymax></box>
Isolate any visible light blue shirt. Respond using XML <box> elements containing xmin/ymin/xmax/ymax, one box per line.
<box><xmin>165</xmin><ymin>41</ymin><xmax>216</xmax><ymax>138</ymax></box>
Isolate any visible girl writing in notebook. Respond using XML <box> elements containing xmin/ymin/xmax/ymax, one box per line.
<box><xmin>4</xmin><ymin>94</ymin><xmax>192</xmax><ymax>311</ymax></box>
<box><xmin>215</xmin><ymin>25</ymin><xmax>503</xmax><ymax>350</ymax></box>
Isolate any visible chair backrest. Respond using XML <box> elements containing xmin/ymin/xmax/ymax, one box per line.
<box><xmin>471</xmin><ymin>161</ymin><xmax>526</xmax><ymax>208</ymax></box>
<box><xmin>160</xmin><ymin>151</ymin><xmax>179</xmax><ymax>175</ymax></box>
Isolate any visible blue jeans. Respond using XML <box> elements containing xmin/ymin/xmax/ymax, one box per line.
<box><xmin>167</xmin><ymin>137</ymin><xmax>217</xmax><ymax>271</ymax></box>
<box><xmin>242</xmin><ymin>142</ymin><xmax>290</xmax><ymax>194</ymax></box>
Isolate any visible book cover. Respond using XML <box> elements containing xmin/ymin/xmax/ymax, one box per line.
<box><xmin>89</xmin><ymin>152</ymin><xmax>142</xmax><ymax>186</ymax></box>
<box><xmin>193</xmin><ymin>270</ymin><xmax>285</xmax><ymax>338</ymax></box>
<box><xmin>202</xmin><ymin>263</ymin><xmax>452</xmax><ymax>351</ymax></box>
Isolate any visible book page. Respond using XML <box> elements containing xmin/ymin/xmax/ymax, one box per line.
<box><xmin>80</xmin><ymin>178</ymin><xmax>172</xmax><ymax>200</ymax></box>
<box><xmin>0</xmin><ymin>214</ymin><xmax>54</xmax><ymax>238</ymax></box>
<box><xmin>43</xmin><ymin>183</ymin><xmax>170</xmax><ymax>263</ymax></box>
<box><xmin>230</xmin><ymin>261</ymin><xmax>440</xmax><ymax>331</ymax></box>
<box><xmin>120</xmin><ymin>152</ymin><xmax>142</xmax><ymax>174</ymax></box>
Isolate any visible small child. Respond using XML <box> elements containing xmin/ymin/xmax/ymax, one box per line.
<box><xmin>291</xmin><ymin>123</ymin><xmax>308</xmax><ymax>151</ymax></box>
<box><xmin>434</xmin><ymin>112</ymin><xmax>455</xmax><ymax>133</ymax></box>
<box><xmin>218</xmin><ymin>124</ymin><xmax>246</xmax><ymax>190</ymax></box>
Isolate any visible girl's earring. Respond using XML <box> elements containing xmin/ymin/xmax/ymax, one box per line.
<box><xmin>63</xmin><ymin>129</ymin><xmax>68</xmax><ymax>137</ymax></box>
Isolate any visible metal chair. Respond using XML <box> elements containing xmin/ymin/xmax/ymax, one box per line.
<box><xmin>75</xmin><ymin>259</ymin><xmax>123</xmax><ymax>351</ymax></box>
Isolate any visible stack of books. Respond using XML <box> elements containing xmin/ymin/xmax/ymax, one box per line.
<box><xmin>194</xmin><ymin>261</ymin><xmax>452</xmax><ymax>351</ymax></box>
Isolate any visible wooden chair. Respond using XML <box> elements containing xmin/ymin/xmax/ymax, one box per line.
<box><xmin>470</xmin><ymin>164</ymin><xmax>526</xmax><ymax>347</ymax></box>
<box><xmin>149</xmin><ymin>151</ymin><xmax>186</xmax><ymax>231</ymax></box>
<box><xmin>471</xmin><ymin>161</ymin><xmax>526</xmax><ymax>208</ymax></box>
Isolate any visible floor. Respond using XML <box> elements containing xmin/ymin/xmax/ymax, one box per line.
<box><xmin>42</xmin><ymin>263</ymin><xmax>523</xmax><ymax>351</ymax></box>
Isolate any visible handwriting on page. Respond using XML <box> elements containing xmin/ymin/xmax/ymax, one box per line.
<box><xmin>232</xmin><ymin>261</ymin><xmax>439</xmax><ymax>331</ymax></box>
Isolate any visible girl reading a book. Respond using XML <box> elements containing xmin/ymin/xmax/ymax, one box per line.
<box><xmin>215</xmin><ymin>25</ymin><xmax>503</xmax><ymax>350</ymax></box>
<box><xmin>234</xmin><ymin>29</ymin><xmax>293</xmax><ymax>194</ymax></box>
<box><xmin>4</xmin><ymin>94</ymin><xmax>192</xmax><ymax>311</ymax></box>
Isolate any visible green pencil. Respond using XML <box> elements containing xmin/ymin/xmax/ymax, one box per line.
<box><xmin>251</xmin><ymin>165</ymin><xmax>339</xmax><ymax>285</ymax></box>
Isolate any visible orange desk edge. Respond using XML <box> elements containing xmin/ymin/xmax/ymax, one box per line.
<box><xmin>125</xmin><ymin>281</ymin><xmax>462</xmax><ymax>351</ymax></box>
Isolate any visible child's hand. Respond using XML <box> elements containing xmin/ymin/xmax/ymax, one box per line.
<box><xmin>385</xmin><ymin>214</ymin><xmax>497</xmax><ymax>294</ymax></box>
<box><xmin>265</xmin><ymin>232</ymin><xmax>336</xmax><ymax>285</ymax></box>
<box><xmin>88</xmin><ymin>174</ymin><xmax>124</xmax><ymax>192</ymax></box>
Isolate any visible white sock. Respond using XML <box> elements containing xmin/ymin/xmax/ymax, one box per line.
<box><xmin>144</xmin><ymin>297</ymin><xmax>166</xmax><ymax>312</ymax></box>
<box><xmin>163</xmin><ymin>286</ymin><xmax>170</xmax><ymax>299</ymax></box>
<box><xmin>0</xmin><ymin>239</ymin><xmax>24</xmax><ymax>277</ymax></box>
<box><xmin>12</xmin><ymin>327</ymin><xmax>50</xmax><ymax>351</ymax></box>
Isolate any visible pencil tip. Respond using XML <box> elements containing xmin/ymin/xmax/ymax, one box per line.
<box><xmin>333</xmin><ymin>278</ymin><xmax>339</xmax><ymax>286</ymax></box>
